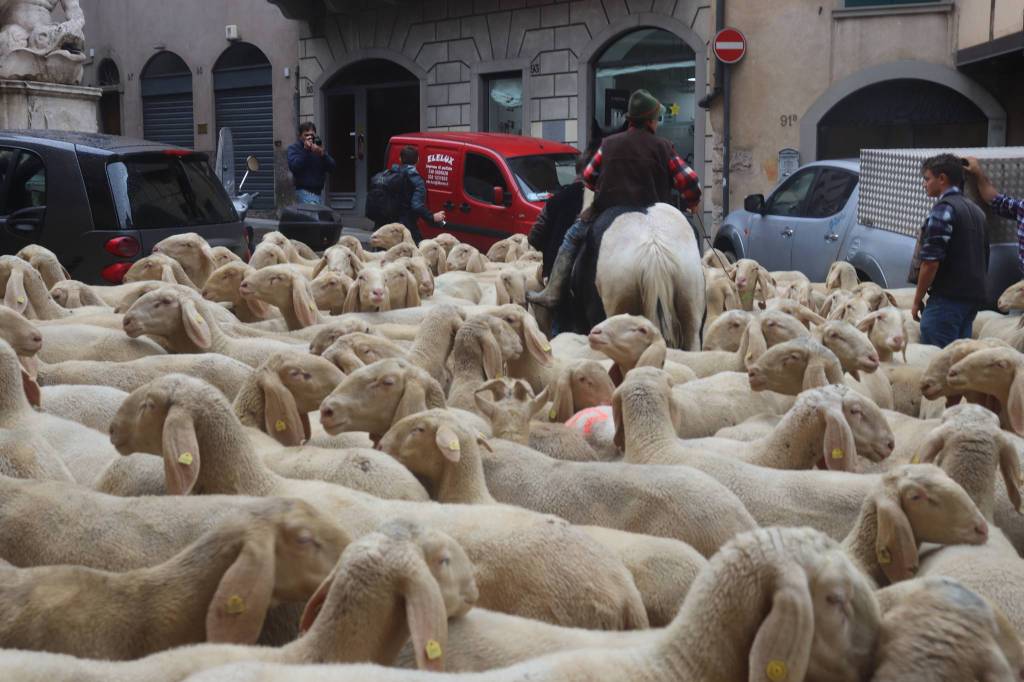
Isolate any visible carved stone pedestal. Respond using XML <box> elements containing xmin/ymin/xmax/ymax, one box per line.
<box><xmin>0</xmin><ymin>79</ymin><xmax>100</xmax><ymax>132</ymax></box>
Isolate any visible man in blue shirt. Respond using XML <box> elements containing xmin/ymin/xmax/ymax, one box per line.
<box><xmin>964</xmin><ymin>156</ymin><xmax>1024</xmax><ymax>275</ymax></box>
<box><xmin>912</xmin><ymin>154</ymin><xmax>989</xmax><ymax>348</ymax></box>
<box><xmin>392</xmin><ymin>145</ymin><xmax>445</xmax><ymax>244</ymax></box>
<box><xmin>287</xmin><ymin>122</ymin><xmax>336</xmax><ymax>205</ymax></box>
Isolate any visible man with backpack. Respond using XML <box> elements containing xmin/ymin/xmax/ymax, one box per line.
<box><xmin>366</xmin><ymin>145</ymin><xmax>445</xmax><ymax>243</ymax></box>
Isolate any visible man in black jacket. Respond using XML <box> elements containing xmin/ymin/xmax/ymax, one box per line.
<box><xmin>392</xmin><ymin>145</ymin><xmax>445</xmax><ymax>244</ymax></box>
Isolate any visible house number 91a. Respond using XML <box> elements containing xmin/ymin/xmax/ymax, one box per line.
<box><xmin>780</xmin><ymin>114</ymin><xmax>798</xmax><ymax>127</ymax></box>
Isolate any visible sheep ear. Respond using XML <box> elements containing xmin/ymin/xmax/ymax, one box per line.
<box><xmin>611</xmin><ymin>388</ymin><xmax>626</xmax><ymax>451</ymax></box>
<box><xmin>495</xmin><ymin>278</ymin><xmax>510</xmax><ymax>305</ymax></box>
<box><xmin>298</xmin><ymin>568</ymin><xmax>335</xmax><ymax>635</ymax></box>
<box><xmin>258</xmin><ymin>372</ymin><xmax>304</xmax><ymax>446</ymax></box>
<box><xmin>550</xmin><ymin>369</ymin><xmax>574</xmax><ymax>422</ymax></box>
<box><xmin>403</xmin><ymin>552</ymin><xmax>449</xmax><ymax>672</ymax></box>
<box><xmin>80</xmin><ymin>285</ymin><xmax>104</xmax><ymax>307</ymax></box>
<box><xmin>748</xmin><ymin>568</ymin><xmax>814</xmax><ymax>682</ymax></box>
<box><xmin>435</xmin><ymin>424</ymin><xmax>462</xmax><ymax>463</ymax></box>
<box><xmin>825</xmin><ymin>267</ymin><xmax>839</xmax><ymax>289</ymax></box>
<box><xmin>855</xmin><ymin>313</ymin><xmax>877</xmax><ymax>333</ymax></box>
<box><xmin>181</xmin><ymin>298</ymin><xmax>212</xmax><ymax>350</ymax></box>
<box><xmin>608</xmin><ymin>363</ymin><xmax>625</xmax><ymax>388</ymax></box>
<box><xmin>311</xmin><ymin>257</ymin><xmax>327</xmax><ymax>279</ymax></box>
<box><xmin>885</xmin><ymin>292</ymin><xmax>898</xmax><ymax>307</ymax></box>
<box><xmin>395</xmin><ymin>378</ymin><xmax>429</xmax><ymax>422</ymax></box>
<box><xmin>435</xmin><ymin>249</ymin><xmax>447</xmax><ymax>275</ymax></box>
<box><xmin>4</xmin><ymin>269</ymin><xmax>28</xmax><ymax>313</ymax></box>
<box><xmin>467</xmin><ymin>253</ymin><xmax>486</xmax><ymax>274</ymax></box>
<box><xmin>206</xmin><ymin>531</ymin><xmax>275</xmax><ymax>645</ymax></box>
<box><xmin>473</xmin><ymin>388</ymin><xmax>496</xmax><ymax>419</ymax></box>
<box><xmin>529</xmin><ymin>386</ymin><xmax>550</xmax><ymax>418</ymax></box>
<box><xmin>522</xmin><ymin>314</ymin><xmax>554</xmax><ymax>367</ymax></box>
<box><xmin>795</xmin><ymin>305</ymin><xmax>825</xmax><ymax>327</ymax></box>
<box><xmin>915</xmin><ymin>427</ymin><xmax>947</xmax><ymax>465</ymax></box>
<box><xmin>742</xmin><ymin>320</ymin><xmax>769</xmax><ymax>369</ymax></box>
<box><xmin>291</xmin><ymin>277</ymin><xmax>319</xmax><ymax>328</ymax></box>
<box><xmin>403</xmin><ymin>270</ymin><xmax>421</xmax><ymax>308</ymax></box>
<box><xmin>803</xmin><ymin>357</ymin><xmax>831</xmax><ymax>390</ymax></box>
<box><xmin>59</xmin><ymin>264</ymin><xmax>71</xmax><ymax>281</ymax></box>
<box><xmin>162</xmin><ymin>404</ymin><xmax>201</xmax><ymax>495</ymax></box>
<box><xmin>875</xmin><ymin>492</ymin><xmax>919</xmax><ymax>583</ymax></box>
<box><xmin>342</xmin><ymin>281</ymin><xmax>361</xmax><ymax>313</ymax></box>
<box><xmin>637</xmin><ymin>339</ymin><xmax>667</xmax><ymax>369</ymax></box>
<box><xmin>755</xmin><ymin>268</ymin><xmax>776</xmax><ymax>300</ymax></box>
<box><xmin>19</xmin><ymin>357</ymin><xmax>41</xmax><ymax>408</ymax></box>
<box><xmin>160</xmin><ymin>264</ymin><xmax>177</xmax><ymax>284</ymax></box>
<box><xmin>822</xmin><ymin>407</ymin><xmax>855</xmax><ymax>471</ymax></box>
<box><xmin>997</xmin><ymin>434</ymin><xmax>1023</xmax><ymax>513</ymax></box>
<box><xmin>480</xmin><ymin>330</ymin><xmax>503</xmax><ymax>381</ymax></box>
<box><xmin>512</xmin><ymin>379</ymin><xmax>532</xmax><ymax>402</ymax></box>
<box><xmin>1008</xmin><ymin>370</ymin><xmax>1024</xmax><ymax>436</ymax></box>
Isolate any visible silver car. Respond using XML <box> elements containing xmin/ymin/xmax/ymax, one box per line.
<box><xmin>713</xmin><ymin>159</ymin><xmax>1018</xmax><ymax>302</ymax></box>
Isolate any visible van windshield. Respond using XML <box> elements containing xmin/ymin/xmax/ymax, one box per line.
<box><xmin>507</xmin><ymin>153</ymin><xmax>578</xmax><ymax>202</ymax></box>
<box><xmin>107</xmin><ymin>154</ymin><xmax>238</xmax><ymax>229</ymax></box>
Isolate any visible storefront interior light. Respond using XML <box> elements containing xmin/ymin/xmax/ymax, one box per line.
<box><xmin>595</xmin><ymin>61</ymin><xmax>696</xmax><ymax>78</ymax></box>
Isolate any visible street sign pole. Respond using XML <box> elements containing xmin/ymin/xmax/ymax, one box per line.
<box><xmin>713</xmin><ymin>27</ymin><xmax>746</xmax><ymax>220</ymax></box>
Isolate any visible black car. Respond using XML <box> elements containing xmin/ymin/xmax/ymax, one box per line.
<box><xmin>0</xmin><ymin>131</ymin><xmax>248</xmax><ymax>284</ymax></box>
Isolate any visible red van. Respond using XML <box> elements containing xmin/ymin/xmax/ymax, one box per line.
<box><xmin>385</xmin><ymin>133</ymin><xmax>579</xmax><ymax>251</ymax></box>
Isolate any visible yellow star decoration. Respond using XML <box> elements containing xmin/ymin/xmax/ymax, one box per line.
<box><xmin>668</xmin><ymin>102</ymin><xmax>681</xmax><ymax>118</ymax></box>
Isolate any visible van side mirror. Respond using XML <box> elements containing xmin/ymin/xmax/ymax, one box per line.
<box><xmin>744</xmin><ymin>194</ymin><xmax>766</xmax><ymax>214</ymax></box>
<box><xmin>493</xmin><ymin>186</ymin><xmax>510</xmax><ymax>207</ymax></box>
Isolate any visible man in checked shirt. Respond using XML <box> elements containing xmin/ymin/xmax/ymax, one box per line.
<box><xmin>964</xmin><ymin>156</ymin><xmax>1024</xmax><ymax>276</ymax></box>
<box><xmin>911</xmin><ymin>154</ymin><xmax>989</xmax><ymax>348</ymax></box>
<box><xmin>528</xmin><ymin>89</ymin><xmax>701</xmax><ymax>310</ymax></box>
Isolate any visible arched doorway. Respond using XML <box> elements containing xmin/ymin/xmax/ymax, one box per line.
<box><xmin>141</xmin><ymin>51</ymin><xmax>194</xmax><ymax>149</ymax></box>
<box><xmin>321</xmin><ymin>58</ymin><xmax>421</xmax><ymax>213</ymax></box>
<box><xmin>592</xmin><ymin>28</ymin><xmax>698</xmax><ymax>164</ymax></box>
<box><xmin>214</xmin><ymin>43</ymin><xmax>273</xmax><ymax>210</ymax></box>
<box><xmin>97</xmin><ymin>58</ymin><xmax>122</xmax><ymax>135</ymax></box>
<box><xmin>818</xmin><ymin>79</ymin><xmax>988</xmax><ymax>159</ymax></box>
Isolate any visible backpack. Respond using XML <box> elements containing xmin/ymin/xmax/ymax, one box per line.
<box><xmin>365</xmin><ymin>168</ymin><xmax>408</xmax><ymax>224</ymax></box>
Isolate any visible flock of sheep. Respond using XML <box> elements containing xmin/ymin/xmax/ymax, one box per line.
<box><xmin>0</xmin><ymin>218</ymin><xmax>1023</xmax><ymax>681</ymax></box>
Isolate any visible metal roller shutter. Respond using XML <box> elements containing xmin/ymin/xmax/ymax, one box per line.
<box><xmin>142</xmin><ymin>94</ymin><xmax>195</xmax><ymax>150</ymax></box>
<box><xmin>215</xmin><ymin>84</ymin><xmax>274</xmax><ymax>210</ymax></box>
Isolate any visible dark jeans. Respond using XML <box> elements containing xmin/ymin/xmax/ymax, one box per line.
<box><xmin>919</xmin><ymin>293</ymin><xmax>978</xmax><ymax>348</ymax></box>
<box><xmin>399</xmin><ymin>215</ymin><xmax>423</xmax><ymax>245</ymax></box>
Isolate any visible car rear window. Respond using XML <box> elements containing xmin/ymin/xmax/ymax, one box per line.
<box><xmin>107</xmin><ymin>154</ymin><xmax>238</xmax><ymax>229</ymax></box>
<box><xmin>507</xmin><ymin>153</ymin><xmax>578</xmax><ymax>201</ymax></box>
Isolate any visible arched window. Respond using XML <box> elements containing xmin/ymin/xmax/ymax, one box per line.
<box><xmin>140</xmin><ymin>51</ymin><xmax>194</xmax><ymax>149</ymax></box>
<box><xmin>97</xmin><ymin>58</ymin><xmax>120</xmax><ymax>87</ymax></box>
<box><xmin>213</xmin><ymin>42</ymin><xmax>273</xmax><ymax>209</ymax></box>
<box><xmin>96</xmin><ymin>58</ymin><xmax>122</xmax><ymax>135</ymax></box>
<box><xmin>593</xmin><ymin>28</ymin><xmax>696</xmax><ymax>163</ymax></box>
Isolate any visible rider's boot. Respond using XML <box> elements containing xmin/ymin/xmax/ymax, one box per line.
<box><xmin>527</xmin><ymin>247</ymin><xmax>576</xmax><ymax>310</ymax></box>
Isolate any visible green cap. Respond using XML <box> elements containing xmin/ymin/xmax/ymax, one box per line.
<box><xmin>626</xmin><ymin>89</ymin><xmax>662</xmax><ymax>122</ymax></box>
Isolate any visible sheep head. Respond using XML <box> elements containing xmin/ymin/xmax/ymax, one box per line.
<box><xmin>798</xmin><ymin>385</ymin><xmax>894</xmax><ymax>469</ymax></box>
<box><xmin>418</xmin><ymin>239</ymin><xmax>448</xmax><ymax>276</ymax></box>
<box><xmin>485</xmin><ymin>304</ymin><xmax>553</xmax><ymax>368</ymax></box>
<box><xmin>202</xmin><ymin>263</ymin><xmax>271</xmax><ymax>319</ymax></box>
<box><xmin>382</xmin><ymin>242</ymin><xmax>419</xmax><ymax>263</ymax></box>
<box><xmin>997</xmin><ymin>280</ymin><xmax>1024</xmax><ymax>313</ymax></box>
<box><xmin>946</xmin><ymin>347</ymin><xmax>1024</xmax><ymax>435</ymax></box>
<box><xmin>209</xmin><ymin>246</ymin><xmax>243</xmax><ymax>268</ymax></box>
<box><xmin>0</xmin><ymin>328</ymin><xmax>40</xmax><ymax>407</ymax></box>
<box><xmin>49</xmin><ymin>280</ymin><xmax>104</xmax><ymax>309</ymax></box>
<box><xmin>432</xmin><ymin>232</ymin><xmax>460</xmax><ymax>254</ymax></box>
<box><xmin>319</xmin><ymin>358</ymin><xmax>446</xmax><ymax>440</ymax></box>
<box><xmin>703</xmin><ymin>310</ymin><xmax>753</xmax><ymax>351</ymax></box>
<box><xmin>335</xmin><ymin>235</ymin><xmax>369</xmax><ymax>262</ymax></box>
<box><xmin>309</xmin><ymin>319</ymin><xmax>377</xmax><ymax>356</ymax></box>
<box><xmin>235</xmin><ymin>350</ymin><xmax>344</xmax><ymax>446</ymax></box>
<box><xmin>919</xmin><ymin>338</ymin><xmax>1010</xmax><ymax>401</ymax></box>
<box><xmin>382</xmin><ymin>261</ymin><xmax>422</xmax><ymax>310</ymax></box>
<box><xmin>852</xmin><ymin>283</ymin><xmax>898</xmax><ymax>312</ymax></box>
<box><xmin>248</xmin><ymin>242</ymin><xmax>291</xmax><ymax>270</ymax></box>
<box><xmin>322</xmin><ymin>332</ymin><xmax>405</xmax><ymax>374</ymax></box>
<box><xmin>312</xmin><ymin>245</ymin><xmax>363</xmax><ymax>280</ymax></box>
<box><xmin>817</xmin><ymin>320</ymin><xmax>881</xmax><ymax>379</ymax></box>
<box><xmin>855</xmin><ymin>307</ymin><xmax>908</xmax><ymax>362</ymax></box>
<box><xmin>544</xmin><ymin>360</ymin><xmax>614</xmax><ymax>423</ymax></box>
<box><xmin>343</xmin><ymin>266</ymin><xmax>390</xmax><ymax>313</ymax></box>
<box><xmin>827</xmin><ymin>296</ymin><xmax>870</xmax><ymax>324</ymax></box>
<box><xmin>152</xmin><ymin>232</ymin><xmax>214</xmax><ymax>281</ymax></box>
<box><xmin>123</xmin><ymin>253</ymin><xmax>197</xmax><ymax>289</ymax></box>
<box><xmin>472</xmin><ymin>378</ymin><xmax>549</xmax><ymax>442</ymax></box>
<box><xmin>240</xmin><ymin>265</ymin><xmax>320</xmax><ymax>329</ymax></box>
<box><xmin>453</xmin><ymin>315</ymin><xmax>523</xmax><ymax>381</ymax></box>
<box><xmin>123</xmin><ymin>287</ymin><xmax>213</xmax><ymax>351</ymax></box>
<box><xmin>370</xmin><ymin>222</ymin><xmax>413</xmax><ymax>251</ymax></box>
<box><xmin>379</xmin><ymin>409</ymin><xmax>493</xmax><ymax>484</ymax></box>
<box><xmin>825</xmin><ymin>261</ymin><xmax>858</xmax><ymax>291</ymax></box>
<box><xmin>446</xmin><ymin>244</ymin><xmax>487</xmax><ymax>273</ymax></box>
<box><xmin>747</xmin><ymin>338</ymin><xmax>844</xmax><ymax>395</ymax></box>
<box><xmin>260</xmin><ymin>231</ymin><xmax>307</xmax><ymax>264</ymax></box>
<box><xmin>311</xmin><ymin>271</ymin><xmax>354</xmax><ymax>314</ymax></box>
<box><xmin>588</xmin><ymin>315</ymin><xmax>665</xmax><ymax>384</ymax></box>
<box><xmin>733</xmin><ymin>259</ymin><xmax>776</xmax><ymax>309</ymax></box>
<box><xmin>16</xmin><ymin>244</ymin><xmax>69</xmax><ymax>290</ymax></box>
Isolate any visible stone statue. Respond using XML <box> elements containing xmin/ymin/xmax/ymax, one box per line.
<box><xmin>0</xmin><ymin>0</ymin><xmax>86</xmax><ymax>84</ymax></box>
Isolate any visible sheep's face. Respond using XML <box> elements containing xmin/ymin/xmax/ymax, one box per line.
<box><xmin>378</xmin><ymin>413</ymin><xmax>459</xmax><ymax>485</ymax></box>
<box><xmin>49</xmin><ymin>281</ymin><xmax>88</xmax><ymax>309</ymax></box>
<box><xmin>433</xmin><ymin>232</ymin><xmax>459</xmax><ymax>253</ymax></box>
<box><xmin>209</xmin><ymin>246</ymin><xmax>241</xmax><ymax>268</ymax></box>
<box><xmin>309</xmin><ymin>321</ymin><xmax>375</xmax><ymax>356</ymax></box>
<box><xmin>486</xmin><ymin>240</ymin><xmax>511</xmax><ymax>262</ymax></box>
<box><xmin>402</xmin><ymin>257</ymin><xmax>435</xmax><ymax>296</ymax></box>
<box><xmin>320</xmin><ymin>360</ymin><xmax>422</xmax><ymax>436</ymax></box>
<box><xmin>803</xmin><ymin>549</ymin><xmax>880</xmax><ymax>682</ymax></box>
<box><xmin>311</xmin><ymin>272</ymin><xmax>351</xmax><ymax>310</ymax></box>
<box><xmin>0</xmin><ymin>308</ymin><xmax>42</xmax><ymax>356</ymax></box>
<box><xmin>336</xmin><ymin>235</ymin><xmax>365</xmax><ymax>257</ymax></box>
<box><xmin>747</xmin><ymin>345</ymin><xmax>808</xmax><ymax>394</ymax></box>
<box><xmin>704</xmin><ymin>310</ymin><xmax>751</xmax><ymax>351</ymax></box>
<box><xmin>890</xmin><ymin>465</ymin><xmax>988</xmax><ymax>547</ymax></box>
<box><xmin>249</xmin><ymin>243</ymin><xmax>288</xmax><ymax>270</ymax></box>
<box><xmin>202</xmin><ymin>264</ymin><xmax>249</xmax><ymax>303</ymax></box>
<box><xmin>122</xmin><ymin>290</ymin><xmax>184</xmax><ymax>339</ymax></box>
<box><xmin>421</xmin><ymin>529</ymin><xmax>479</xmax><ymax>618</ymax></box>
<box><xmin>265</xmin><ymin>500</ymin><xmax>349</xmax><ymax>603</ymax></box>
<box><xmin>446</xmin><ymin>244</ymin><xmax>478</xmax><ymax>271</ymax></box>
<box><xmin>486</xmin><ymin>317</ymin><xmax>523</xmax><ymax>362</ymax></box>
<box><xmin>859</xmin><ymin>308</ymin><xmax>905</xmax><ymax>354</ymax></box>
<box><xmin>323</xmin><ymin>334</ymin><xmax>400</xmax><ymax>374</ymax></box>
<box><xmin>261</xmin><ymin>231</ymin><xmax>291</xmax><ymax>251</ymax></box>
<box><xmin>820</xmin><ymin>322</ymin><xmax>879</xmax><ymax>374</ymax></box>
<box><xmin>588</xmin><ymin>315</ymin><xmax>657</xmax><ymax>365</ymax></box>
<box><xmin>123</xmin><ymin>254</ymin><xmax>176</xmax><ymax>283</ymax></box>
<box><xmin>110</xmin><ymin>381</ymin><xmax>173</xmax><ymax>455</ymax></box>
<box><xmin>840</xmin><ymin>391</ymin><xmax>894</xmax><ymax>462</ymax></box>
<box><xmin>828</xmin><ymin>298</ymin><xmax>869</xmax><ymax>324</ymax></box>
<box><xmin>370</xmin><ymin>223</ymin><xmax>406</xmax><ymax>250</ymax></box>
<box><xmin>354</xmin><ymin>268</ymin><xmax>388</xmax><ymax>307</ymax></box>
<box><xmin>274</xmin><ymin>355</ymin><xmax>345</xmax><ymax>413</ymax></box>
<box><xmin>240</xmin><ymin>266</ymin><xmax>293</xmax><ymax>309</ymax></box>
<box><xmin>997</xmin><ymin>280</ymin><xmax>1024</xmax><ymax>313</ymax></box>
<box><xmin>947</xmin><ymin>348</ymin><xmax>1018</xmax><ymax>394</ymax></box>
<box><xmin>571</xmin><ymin>362</ymin><xmax>615</xmax><ymax>409</ymax></box>
<box><xmin>759</xmin><ymin>312</ymin><xmax>809</xmax><ymax>347</ymax></box>
<box><xmin>733</xmin><ymin>259</ymin><xmax>761</xmax><ymax>292</ymax></box>
<box><xmin>153</xmin><ymin>233</ymin><xmax>207</xmax><ymax>269</ymax></box>
<box><xmin>382</xmin><ymin>243</ymin><xmax>418</xmax><ymax>263</ymax></box>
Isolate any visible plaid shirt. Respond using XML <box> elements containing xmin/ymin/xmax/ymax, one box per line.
<box><xmin>582</xmin><ymin>144</ymin><xmax>702</xmax><ymax>210</ymax></box>
<box><xmin>992</xmin><ymin>193</ymin><xmax>1024</xmax><ymax>273</ymax></box>
<box><xmin>919</xmin><ymin>186</ymin><xmax>961</xmax><ymax>262</ymax></box>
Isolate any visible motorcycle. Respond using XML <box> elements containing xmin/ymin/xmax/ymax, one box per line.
<box><xmin>232</xmin><ymin>154</ymin><xmax>261</xmax><ymax>222</ymax></box>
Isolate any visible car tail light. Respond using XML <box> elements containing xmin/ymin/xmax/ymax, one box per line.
<box><xmin>100</xmin><ymin>262</ymin><xmax>133</xmax><ymax>284</ymax></box>
<box><xmin>105</xmin><ymin>236</ymin><xmax>141</xmax><ymax>258</ymax></box>
<box><xmin>163</xmin><ymin>149</ymin><xmax>191</xmax><ymax>157</ymax></box>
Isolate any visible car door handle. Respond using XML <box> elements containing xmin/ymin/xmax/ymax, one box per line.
<box><xmin>460</xmin><ymin>202</ymin><xmax>471</xmax><ymax>213</ymax></box>
<box><xmin>781</xmin><ymin>228</ymin><xmax>794</xmax><ymax>237</ymax></box>
<box><xmin>443</xmin><ymin>201</ymin><xmax>454</xmax><ymax>210</ymax></box>
<box><xmin>824</xmin><ymin>233</ymin><xmax>839</xmax><ymax>242</ymax></box>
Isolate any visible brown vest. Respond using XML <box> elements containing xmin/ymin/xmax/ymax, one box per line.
<box><xmin>593</xmin><ymin>126</ymin><xmax>675</xmax><ymax>212</ymax></box>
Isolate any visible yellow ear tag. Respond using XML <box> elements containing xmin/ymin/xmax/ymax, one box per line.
<box><xmin>831</xmin><ymin>448</ymin><xmax>844</xmax><ymax>459</ymax></box>
<box><xmin>541</xmin><ymin>344</ymin><xmax>551</xmax><ymax>352</ymax></box>
<box><xmin>911</xmin><ymin>454</ymin><xmax>920</xmax><ymax>464</ymax></box>
<box><xmin>177</xmin><ymin>452</ymin><xmax>194</xmax><ymax>465</ymax></box>
<box><xmin>308</xmin><ymin>303</ymin><xmax>316</xmax><ymax>311</ymax></box>
<box><xmin>766</xmin><ymin>660</ymin><xmax>788</xmax><ymax>681</ymax></box>
<box><xmin>226</xmin><ymin>595</ymin><xmax>246</xmax><ymax>614</ymax></box>
<box><xmin>275</xmin><ymin>419</ymin><xmax>288</xmax><ymax>432</ymax></box>
<box><xmin>877</xmin><ymin>547</ymin><xmax>892</xmax><ymax>565</ymax></box>
<box><xmin>424</xmin><ymin>639</ymin><xmax>443</xmax><ymax>661</ymax></box>
<box><xmin>448</xmin><ymin>440</ymin><xmax>460</xmax><ymax>451</ymax></box>
<box><xmin>16</xmin><ymin>296</ymin><xmax>25</xmax><ymax>304</ymax></box>
<box><xmin>549</xmin><ymin>409</ymin><xmax>557</xmax><ymax>421</ymax></box>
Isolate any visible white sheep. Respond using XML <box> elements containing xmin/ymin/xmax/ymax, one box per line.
<box><xmin>152</xmin><ymin>232</ymin><xmax>219</xmax><ymax>287</ymax></box>
<box><xmin>16</xmin><ymin>244</ymin><xmax>69</xmax><ymax>289</ymax></box>
<box><xmin>946</xmin><ymin>346</ymin><xmax>1024</xmax><ymax>435</ymax></box>
<box><xmin>200</xmin><ymin>262</ymin><xmax>277</xmax><ymax>323</ymax></box>
<box><xmin>369</xmin><ymin>222</ymin><xmax>414</xmax><ymax>251</ymax></box>
<box><xmin>825</xmin><ymin>260</ymin><xmax>859</xmax><ymax>291</ymax></box>
<box><xmin>49</xmin><ymin>280</ymin><xmax>107</xmax><ymax>309</ymax></box>
<box><xmin>732</xmin><ymin>257</ymin><xmax>776</xmax><ymax>310</ymax></box>
<box><xmin>445</xmin><ymin>314</ymin><xmax>523</xmax><ymax>412</ymax></box>
<box><xmin>123</xmin><ymin>253</ymin><xmax>199</xmax><ymax>289</ymax></box>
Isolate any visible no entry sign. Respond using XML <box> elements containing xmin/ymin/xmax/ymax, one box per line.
<box><xmin>713</xmin><ymin>27</ymin><xmax>747</xmax><ymax>64</ymax></box>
